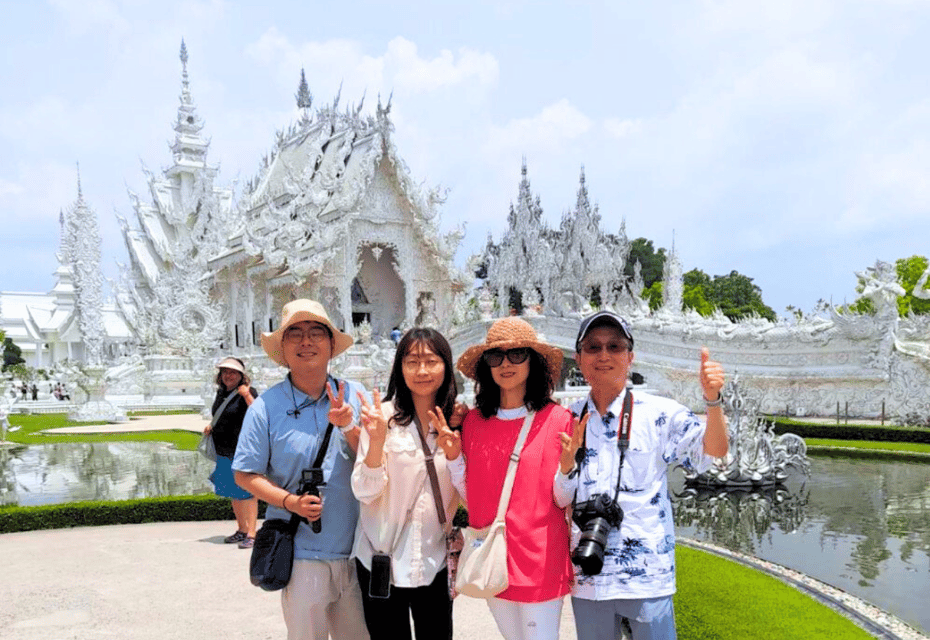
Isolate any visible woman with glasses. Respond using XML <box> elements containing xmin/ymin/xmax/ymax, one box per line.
<box><xmin>440</xmin><ymin>317</ymin><xmax>582</xmax><ymax>640</ymax></box>
<box><xmin>351</xmin><ymin>328</ymin><xmax>465</xmax><ymax>640</ymax></box>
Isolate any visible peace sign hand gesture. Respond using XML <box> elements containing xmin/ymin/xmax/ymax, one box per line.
<box><xmin>358</xmin><ymin>388</ymin><xmax>389</xmax><ymax>446</ymax></box>
<box><xmin>559</xmin><ymin>413</ymin><xmax>590</xmax><ymax>475</ymax></box>
<box><xmin>432</xmin><ymin>407</ymin><xmax>462</xmax><ymax>461</ymax></box>
<box><xmin>326</xmin><ymin>380</ymin><xmax>354</xmax><ymax>428</ymax></box>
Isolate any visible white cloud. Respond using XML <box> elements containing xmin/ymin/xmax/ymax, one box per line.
<box><xmin>0</xmin><ymin>178</ymin><xmax>24</xmax><ymax>199</ymax></box>
<box><xmin>485</xmin><ymin>99</ymin><xmax>592</xmax><ymax>156</ymax></box>
<box><xmin>245</xmin><ymin>31</ymin><xmax>498</xmax><ymax>104</ymax></box>
<box><xmin>48</xmin><ymin>0</ymin><xmax>131</xmax><ymax>36</ymax></box>
<box><xmin>604</xmin><ymin>118</ymin><xmax>643</xmax><ymax>139</ymax></box>
<box><xmin>384</xmin><ymin>37</ymin><xmax>498</xmax><ymax>92</ymax></box>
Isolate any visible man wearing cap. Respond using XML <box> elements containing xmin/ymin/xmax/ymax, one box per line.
<box><xmin>233</xmin><ymin>299</ymin><xmax>370</xmax><ymax>640</ymax></box>
<box><xmin>556</xmin><ymin>311</ymin><xmax>728</xmax><ymax>640</ymax></box>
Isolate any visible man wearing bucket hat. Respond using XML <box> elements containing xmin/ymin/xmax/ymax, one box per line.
<box><xmin>556</xmin><ymin>311</ymin><xmax>728</xmax><ymax>640</ymax></box>
<box><xmin>233</xmin><ymin>299</ymin><xmax>370</xmax><ymax>640</ymax></box>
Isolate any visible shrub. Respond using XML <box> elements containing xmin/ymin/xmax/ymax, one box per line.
<box><xmin>0</xmin><ymin>494</ymin><xmax>267</xmax><ymax>534</ymax></box>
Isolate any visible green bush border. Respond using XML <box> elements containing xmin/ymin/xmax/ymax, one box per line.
<box><xmin>0</xmin><ymin>494</ymin><xmax>267</xmax><ymax>534</ymax></box>
<box><xmin>769</xmin><ymin>418</ymin><xmax>930</xmax><ymax>444</ymax></box>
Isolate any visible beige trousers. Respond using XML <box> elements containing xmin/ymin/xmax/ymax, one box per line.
<box><xmin>281</xmin><ymin>558</ymin><xmax>371</xmax><ymax>640</ymax></box>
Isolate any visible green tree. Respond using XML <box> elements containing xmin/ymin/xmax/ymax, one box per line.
<box><xmin>682</xmin><ymin>269</ymin><xmax>716</xmax><ymax>316</ymax></box>
<box><xmin>643</xmin><ymin>281</ymin><xmax>663</xmax><ymax>311</ymax></box>
<box><xmin>2</xmin><ymin>337</ymin><xmax>25</xmax><ymax>371</ymax></box>
<box><xmin>709</xmin><ymin>271</ymin><xmax>776</xmax><ymax>322</ymax></box>
<box><xmin>895</xmin><ymin>255</ymin><xmax>930</xmax><ymax>316</ymax></box>
<box><xmin>624</xmin><ymin>238</ymin><xmax>666</xmax><ymax>288</ymax></box>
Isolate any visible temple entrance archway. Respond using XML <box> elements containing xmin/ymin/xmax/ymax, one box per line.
<box><xmin>353</xmin><ymin>243</ymin><xmax>404</xmax><ymax>339</ymax></box>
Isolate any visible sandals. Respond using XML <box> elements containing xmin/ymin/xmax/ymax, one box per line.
<box><xmin>238</xmin><ymin>536</ymin><xmax>255</xmax><ymax>549</ymax></box>
<box><xmin>224</xmin><ymin>530</ymin><xmax>247</xmax><ymax>544</ymax></box>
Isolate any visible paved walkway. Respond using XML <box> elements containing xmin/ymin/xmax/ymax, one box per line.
<box><xmin>0</xmin><ymin>521</ymin><xmax>577</xmax><ymax>640</ymax></box>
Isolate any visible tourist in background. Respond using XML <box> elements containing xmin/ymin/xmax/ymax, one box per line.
<box><xmin>203</xmin><ymin>356</ymin><xmax>258</xmax><ymax>549</ymax></box>
<box><xmin>352</xmin><ymin>327</ymin><xmax>464</xmax><ymax>640</ymax></box>
<box><xmin>557</xmin><ymin>311</ymin><xmax>728</xmax><ymax>640</ymax></box>
<box><xmin>442</xmin><ymin>317</ymin><xmax>576</xmax><ymax>640</ymax></box>
<box><xmin>233</xmin><ymin>299</ymin><xmax>369</xmax><ymax>640</ymax></box>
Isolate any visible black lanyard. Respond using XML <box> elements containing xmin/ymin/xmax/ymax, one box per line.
<box><xmin>573</xmin><ymin>391</ymin><xmax>634</xmax><ymax>500</ymax></box>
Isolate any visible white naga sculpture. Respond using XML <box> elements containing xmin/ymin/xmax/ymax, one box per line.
<box><xmin>680</xmin><ymin>375</ymin><xmax>809</xmax><ymax>487</ymax></box>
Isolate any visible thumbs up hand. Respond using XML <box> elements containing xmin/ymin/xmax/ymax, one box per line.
<box><xmin>700</xmin><ymin>347</ymin><xmax>725</xmax><ymax>402</ymax></box>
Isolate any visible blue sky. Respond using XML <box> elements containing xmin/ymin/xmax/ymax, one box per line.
<box><xmin>2</xmin><ymin>0</ymin><xmax>929</xmax><ymax>317</ymax></box>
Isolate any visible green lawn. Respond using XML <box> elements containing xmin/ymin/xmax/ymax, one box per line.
<box><xmin>676</xmin><ymin>546</ymin><xmax>874</xmax><ymax>639</ymax></box>
<box><xmin>4</xmin><ymin>413</ymin><xmax>201</xmax><ymax>451</ymax></box>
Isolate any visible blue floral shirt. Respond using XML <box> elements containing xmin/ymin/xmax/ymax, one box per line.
<box><xmin>560</xmin><ymin>390</ymin><xmax>715</xmax><ymax>600</ymax></box>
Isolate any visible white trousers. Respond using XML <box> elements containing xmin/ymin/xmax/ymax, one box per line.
<box><xmin>487</xmin><ymin>596</ymin><xmax>565</xmax><ymax>640</ymax></box>
<box><xmin>281</xmin><ymin>558</ymin><xmax>370</xmax><ymax>640</ymax></box>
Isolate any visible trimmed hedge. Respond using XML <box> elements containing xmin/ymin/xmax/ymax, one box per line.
<box><xmin>0</xmin><ymin>494</ymin><xmax>267</xmax><ymax>534</ymax></box>
<box><xmin>770</xmin><ymin>419</ymin><xmax>930</xmax><ymax>444</ymax></box>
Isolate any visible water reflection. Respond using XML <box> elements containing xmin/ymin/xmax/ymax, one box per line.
<box><xmin>671</xmin><ymin>457</ymin><xmax>930</xmax><ymax>634</ymax></box>
<box><xmin>673</xmin><ymin>484</ymin><xmax>809</xmax><ymax>554</ymax></box>
<box><xmin>0</xmin><ymin>442</ymin><xmax>213</xmax><ymax>506</ymax></box>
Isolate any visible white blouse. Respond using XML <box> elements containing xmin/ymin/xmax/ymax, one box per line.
<box><xmin>351</xmin><ymin>403</ymin><xmax>460</xmax><ymax>588</ymax></box>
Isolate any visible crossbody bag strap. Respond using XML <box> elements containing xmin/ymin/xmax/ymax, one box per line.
<box><xmin>492</xmin><ymin>411</ymin><xmax>535</xmax><ymax>524</ymax></box>
<box><xmin>413</xmin><ymin>417</ymin><xmax>447</xmax><ymax>526</ymax></box>
<box><xmin>210</xmin><ymin>391</ymin><xmax>239</xmax><ymax>428</ymax></box>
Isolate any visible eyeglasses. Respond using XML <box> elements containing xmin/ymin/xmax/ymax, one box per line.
<box><xmin>580</xmin><ymin>340</ymin><xmax>631</xmax><ymax>355</ymax></box>
<box><xmin>402</xmin><ymin>357</ymin><xmax>444</xmax><ymax>371</ymax></box>
<box><xmin>482</xmin><ymin>348</ymin><xmax>531</xmax><ymax>367</ymax></box>
<box><xmin>283</xmin><ymin>325</ymin><xmax>330</xmax><ymax>344</ymax></box>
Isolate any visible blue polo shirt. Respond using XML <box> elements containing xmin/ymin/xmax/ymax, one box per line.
<box><xmin>233</xmin><ymin>374</ymin><xmax>366</xmax><ymax>560</ymax></box>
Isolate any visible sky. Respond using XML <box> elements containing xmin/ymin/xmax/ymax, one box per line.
<box><xmin>2</xmin><ymin>0</ymin><xmax>929</xmax><ymax>318</ymax></box>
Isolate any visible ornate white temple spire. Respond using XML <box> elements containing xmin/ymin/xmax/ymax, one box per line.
<box><xmin>296</xmin><ymin>68</ymin><xmax>313</xmax><ymax>125</ymax></box>
<box><xmin>170</xmin><ymin>38</ymin><xmax>208</xmax><ymax>170</ymax></box>
<box><xmin>66</xmin><ymin>165</ymin><xmax>106</xmax><ymax>365</ymax></box>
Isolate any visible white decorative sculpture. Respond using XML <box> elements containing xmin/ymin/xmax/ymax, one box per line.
<box><xmin>681</xmin><ymin>375</ymin><xmax>809</xmax><ymax>487</ymax></box>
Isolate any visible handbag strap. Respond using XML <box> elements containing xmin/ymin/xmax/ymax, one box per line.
<box><xmin>412</xmin><ymin>417</ymin><xmax>447</xmax><ymax>526</ymax></box>
<box><xmin>492</xmin><ymin>411</ymin><xmax>535</xmax><ymax>524</ymax></box>
<box><xmin>210</xmin><ymin>391</ymin><xmax>239</xmax><ymax>428</ymax></box>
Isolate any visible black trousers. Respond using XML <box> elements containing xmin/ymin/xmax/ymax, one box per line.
<box><xmin>356</xmin><ymin>558</ymin><xmax>453</xmax><ymax>640</ymax></box>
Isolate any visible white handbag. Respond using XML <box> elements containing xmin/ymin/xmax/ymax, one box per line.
<box><xmin>455</xmin><ymin>412</ymin><xmax>535</xmax><ymax>599</ymax></box>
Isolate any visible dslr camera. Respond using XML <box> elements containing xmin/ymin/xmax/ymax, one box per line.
<box><xmin>298</xmin><ymin>467</ymin><xmax>325</xmax><ymax>533</ymax></box>
<box><xmin>571</xmin><ymin>493</ymin><xmax>623</xmax><ymax>575</ymax></box>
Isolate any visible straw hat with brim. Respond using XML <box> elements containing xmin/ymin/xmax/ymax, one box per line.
<box><xmin>216</xmin><ymin>356</ymin><xmax>246</xmax><ymax>374</ymax></box>
<box><xmin>457</xmin><ymin>317</ymin><xmax>563</xmax><ymax>382</ymax></box>
<box><xmin>261</xmin><ymin>299</ymin><xmax>354</xmax><ymax>368</ymax></box>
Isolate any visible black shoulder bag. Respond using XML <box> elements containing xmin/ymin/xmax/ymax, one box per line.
<box><xmin>249</xmin><ymin>392</ymin><xmax>339</xmax><ymax>591</ymax></box>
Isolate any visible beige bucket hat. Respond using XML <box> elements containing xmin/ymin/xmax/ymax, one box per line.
<box><xmin>260</xmin><ymin>299</ymin><xmax>354</xmax><ymax>367</ymax></box>
<box><xmin>456</xmin><ymin>316</ymin><xmax>563</xmax><ymax>382</ymax></box>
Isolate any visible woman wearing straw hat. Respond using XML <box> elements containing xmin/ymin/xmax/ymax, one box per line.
<box><xmin>204</xmin><ymin>356</ymin><xmax>258</xmax><ymax>548</ymax></box>
<box><xmin>441</xmin><ymin>317</ymin><xmax>584</xmax><ymax>640</ymax></box>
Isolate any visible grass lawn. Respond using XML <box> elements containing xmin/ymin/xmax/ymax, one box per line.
<box><xmin>4</xmin><ymin>413</ymin><xmax>201</xmax><ymax>451</ymax></box>
<box><xmin>676</xmin><ymin>546</ymin><xmax>874</xmax><ymax>639</ymax></box>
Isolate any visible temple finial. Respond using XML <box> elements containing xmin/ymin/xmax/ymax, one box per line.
<box><xmin>76</xmin><ymin>161</ymin><xmax>83</xmax><ymax>200</ymax></box>
<box><xmin>296</xmin><ymin>68</ymin><xmax>312</xmax><ymax>110</ymax></box>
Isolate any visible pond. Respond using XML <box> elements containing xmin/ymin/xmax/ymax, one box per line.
<box><xmin>1</xmin><ymin>443</ymin><xmax>928</xmax><ymax>635</ymax></box>
<box><xmin>0</xmin><ymin>442</ymin><xmax>213</xmax><ymax>506</ymax></box>
<box><xmin>670</xmin><ymin>456</ymin><xmax>930</xmax><ymax>636</ymax></box>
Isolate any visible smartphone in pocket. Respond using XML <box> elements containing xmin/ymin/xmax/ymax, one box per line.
<box><xmin>369</xmin><ymin>553</ymin><xmax>391</xmax><ymax>599</ymax></box>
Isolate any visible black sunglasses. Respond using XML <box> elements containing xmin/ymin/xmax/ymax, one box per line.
<box><xmin>482</xmin><ymin>347</ymin><xmax>531</xmax><ymax>367</ymax></box>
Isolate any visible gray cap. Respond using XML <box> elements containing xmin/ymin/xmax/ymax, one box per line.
<box><xmin>575</xmin><ymin>311</ymin><xmax>634</xmax><ymax>351</ymax></box>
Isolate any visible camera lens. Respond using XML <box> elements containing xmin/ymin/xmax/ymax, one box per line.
<box><xmin>571</xmin><ymin>517</ymin><xmax>613</xmax><ymax>575</ymax></box>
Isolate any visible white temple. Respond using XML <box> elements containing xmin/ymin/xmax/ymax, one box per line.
<box><xmin>2</xmin><ymin>40</ymin><xmax>929</xmax><ymax>421</ymax></box>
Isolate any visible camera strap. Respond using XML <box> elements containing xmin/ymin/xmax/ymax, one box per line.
<box><xmin>412</xmin><ymin>416</ymin><xmax>447</xmax><ymax>527</ymax></box>
<box><xmin>572</xmin><ymin>390</ymin><xmax>634</xmax><ymax>501</ymax></box>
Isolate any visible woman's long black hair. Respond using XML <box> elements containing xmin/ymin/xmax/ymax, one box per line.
<box><xmin>474</xmin><ymin>348</ymin><xmax>555</xmax><ymax>419</ymax></box>
<box><xmin>384</xmin><ymin>327</ymin><xmax>458</xmax><ymax>426</ymax></box>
